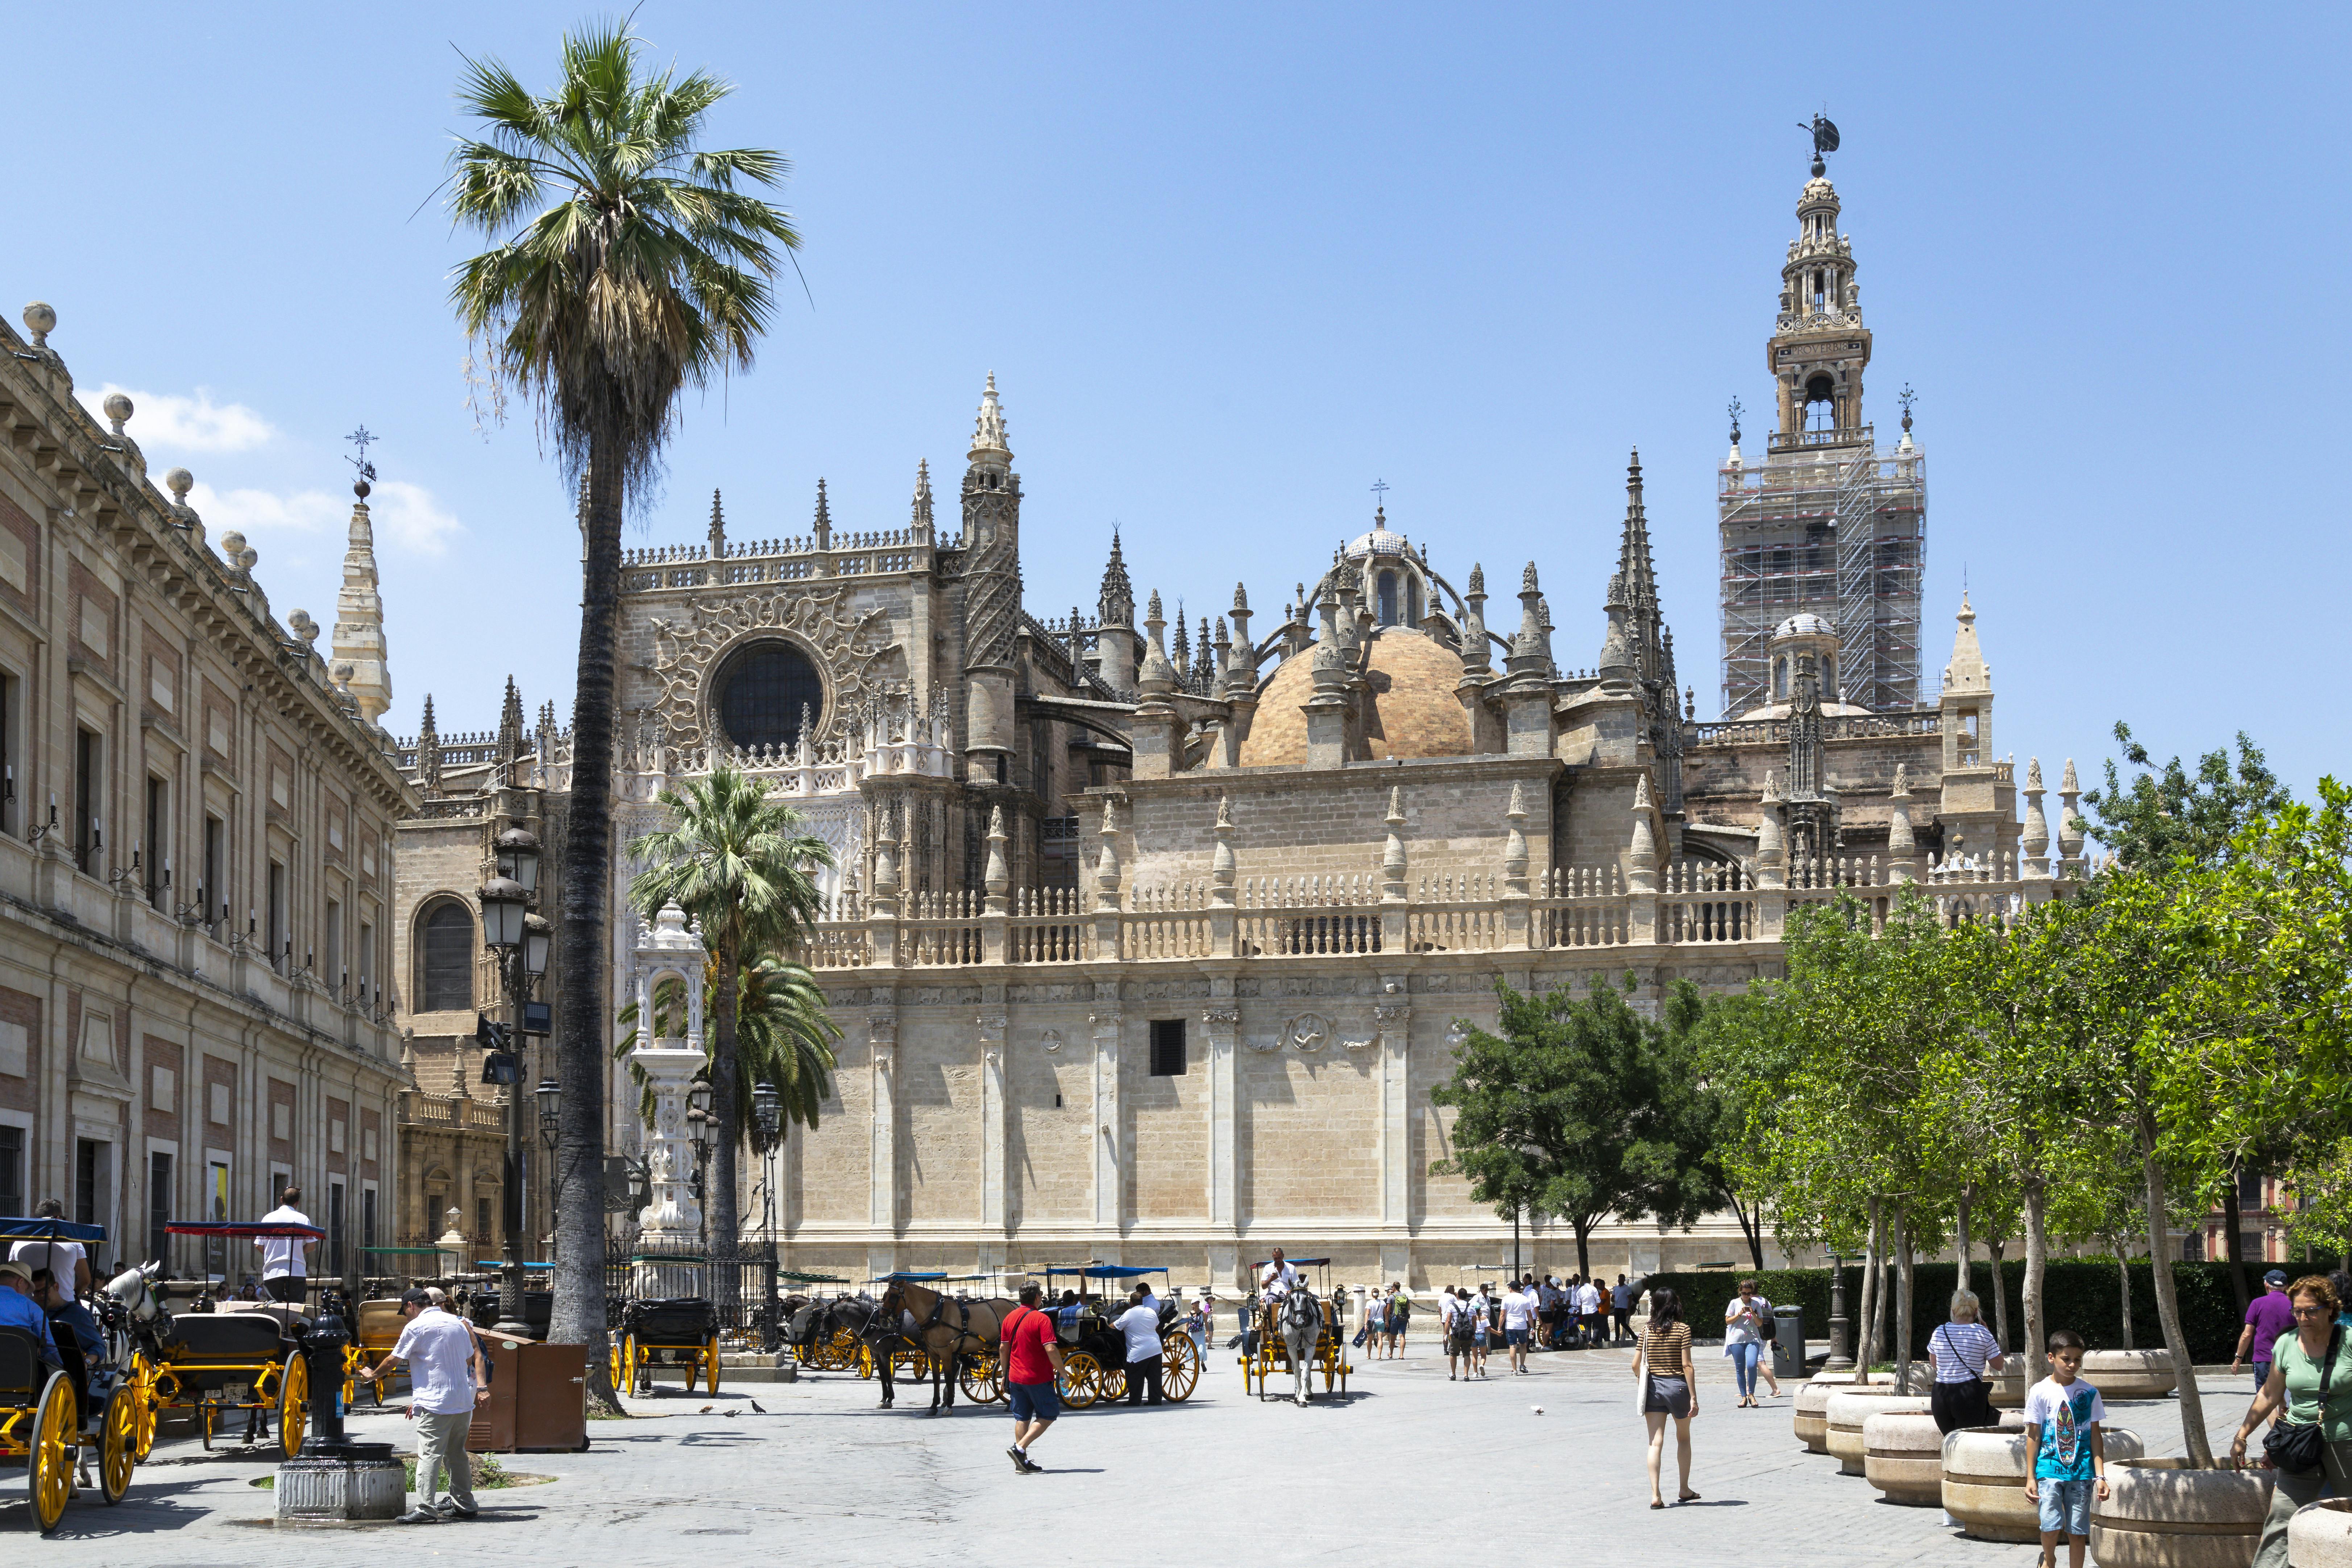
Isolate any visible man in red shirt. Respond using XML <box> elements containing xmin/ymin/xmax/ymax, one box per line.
<box><xmin>1000</xmin><ymin>1282</ymin><xmax>1066</xmax><ymax>1473</ymax></box>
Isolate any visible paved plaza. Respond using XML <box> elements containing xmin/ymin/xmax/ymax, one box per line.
<box><xmin>5</xmin><ymin>1348</ymin><xmax>2250</xmax><ymax>1566</ymax></box>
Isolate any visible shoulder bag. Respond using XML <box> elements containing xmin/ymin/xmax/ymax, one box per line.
<box><xmin>2265</xmin><ymin>1324</ymin><xmax>2342</xmax><ymax>1475</ymax></box>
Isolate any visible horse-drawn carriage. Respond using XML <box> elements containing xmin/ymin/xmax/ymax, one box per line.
<box><xmin>136</xmin><ymin>1219</ymin><xmax>325</xmax><ymax>1455</ymax></box>
<box><xmin>611</xmin><ymin>1297</ymin><xmax>722</xmax><ymax>1396</ymax></box>
<box><xmin>0</xmin><ymin>1216</ymin><xmax>143</xmax><ymax>1532</ymax></box>
<box><xmin>1036</xmin><ymin>1264</ymin><xmax>1200</xmax><ymax>1407</ymax></box>
<box><xmin>1240</xmin><ymin>1256</ymin><xmax>1351</xmax><ymax>1402</ymax></box>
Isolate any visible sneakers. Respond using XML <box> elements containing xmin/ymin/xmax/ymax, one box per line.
<box><xmin>439</xmin><ymin>1500</ymin><xmax>480</xmax><ymax>1519</ymax></box>
<box><xmin>1007</xmin><ymin>1445</ymin><xmax>1027</xmax><ymax>1472</ymax></box>
<box><xmin>396</xmin><ymin>1508</ymin><xmax>444</xmax><ymax>1526</ymax></box>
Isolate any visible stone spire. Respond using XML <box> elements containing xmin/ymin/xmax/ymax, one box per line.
<box><xmin>1460</xmin><ymin>563</ymin><xmax>1491</xmax><ymax>676</ymax></box>
<box><xmin>707</xmin><ymin>488</ymin><xmax>727</xmax><ymax>559</ymax></box>
<box><xmin>969</xmin><ymin>372</ymin><xmax>1011</xmax><ymax>465</ymax></box>
<box><xmin>2021</xmin><ymin>757</ymin><xmax>2052</xmax><ymax>881</ymax></box>
<box><xmin>1612</xmin><ymin>450</ymin><xmax>1667</xmax><ymax>686</ymax></box>
<box><xmin>1098</xmin><ymin>529</ymin><xmax>1134</xmax><ymax>627</ymax></box>
<box><xmin>1172</xmin><ymin>606</ymin><xmax>1191</xmax><ymax>684</ymax></box>
<box><xmin>497</xmin><ymin>676</ymin><xmax>526</xmax><ymax>769</ymax></box>
<box><xmin>910</xmin><ymin>460</ymin><xmax>934</xmax><ymax>534</ymax></box>
<box><xmin>1885</xmin><ymin>762</ymin><xmax>1917</xmax><ymax>882</ymax></box>
<box><xmin>1626</xmin><ymin>774</ymin><xmax>1659</xmax><ymax>893</ymax></box>
<box><xmin>1942</xmin><ymin>592</ymin><xmax>1990</xmax><ymax>694</ymax></box>
<box><xmin>812</xmin><ymin>477</ymin><xmax>833</xmax><ymax>552</ymax></box>
<box><xmin>1507</xmin><ymin>562</ymin><xmax>1553</xmax><ymax>675</ymax></box>
<box><xmin>416</xmin><ymin>695</ymin><xmax>443</xmax><ymax>797</ymax></box>
<box><xmin>329</xmin><ymin>473</ymin><xmax>392</xmax><ymax>726</ymax></box>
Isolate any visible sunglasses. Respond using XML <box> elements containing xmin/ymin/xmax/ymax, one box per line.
<box><xmin>2293</xmin><ymin>1306</ymin><xmax>2332</xmax><ymax>1319</ymax></box>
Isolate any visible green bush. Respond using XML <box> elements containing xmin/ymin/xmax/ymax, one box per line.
<box><xmin>1642</xmin><ymin>1257</ymin><xmax>2343</xmax><ymax>1364</ymax></box>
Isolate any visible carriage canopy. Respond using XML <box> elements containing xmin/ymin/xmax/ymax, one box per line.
<box><xmin>166</xmin><ymin>1220</ymin><xmax>326</xmax><ymax>1241</ymax></box>
<box><xmin>0</xmin><ymin>1217</ymin><xmax>106</xmax><ymax>1242</ymax></box>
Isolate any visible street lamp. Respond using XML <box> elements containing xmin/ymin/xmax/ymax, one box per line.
<box><xmin>751</xmin><ymin>1080</ymin><xmax>781</xmax><ymax>1148</ymax></box>
<box><xmin>685</xmin><ymin>1078</ymin><xmax>715</xmax><ymax>1254</ymax></box>
<box><xmin>535</xmin><ymin>1079</ymin><xmax>561</xmax><ymax>1152</ymax></box>
<box><xmin>477</xmin><ymin>827</ymin><xmax>542</xmax><ymax>1339</ymax></box>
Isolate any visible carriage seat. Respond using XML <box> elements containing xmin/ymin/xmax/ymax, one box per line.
<box><xmin>354</xmin><ymin>1299</ymin><xmax>407</xmax><ymax>1345</ymax></box>
<box><xmin>0</xmin><ymin>1324</ymin><xmax>59</xmax><ymax>1398</ymax></box>
<box><xmin>164</xmin><ymin>1312</ymin><xmax>287</xmax><ymax>1360</ymax></box>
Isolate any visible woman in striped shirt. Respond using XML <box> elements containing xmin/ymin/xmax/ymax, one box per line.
<box><xmin>1929</xmin><ymin>1290</ymin><xmax>2007</xmax><ymax>1433</ymax></box>
<box><xmin>1633</xmin><ymin>1287</ymin><xmax>1702</xmax><ymax>1508</ymax></box>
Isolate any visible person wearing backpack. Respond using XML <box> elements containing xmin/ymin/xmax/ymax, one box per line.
<box><xmin>1384</xmin><ymin>1284</ymin><xmax>1411</xmax><ymax>1358</ymax></box>
<box><xmin>2232</xmin><ymin>1274</ymin><xmax>2352</xmax><ymax>1568</ymax></box>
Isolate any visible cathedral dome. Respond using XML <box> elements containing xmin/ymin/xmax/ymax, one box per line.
<box><xmin>1344</xmin><ymin>520</ymin><xmax>1412</xmax><ymax>561</ymax></box>
<box><xmin>1773</xmin><ymin>612</ymin><xmax>1835</xmax><ymax>640</ymax></box>
<box><xmin>1237</xmin><ymin>627</ymin><xmax>1472</xmax><ymax>767</ymax></box>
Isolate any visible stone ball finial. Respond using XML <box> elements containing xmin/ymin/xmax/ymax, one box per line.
<box><xmin>220</xmin><ymin>530</ymin><xmax>246</xmax><ymax>557</ymax></box>
<box><xmin>22</xmin><ymin>302</ymin><xmax>55</xmax><ymax>347</ymax></box>
<box><xmin>289</xmin><ymin>610</ymin><xmax>319</xmax><ymax>644</ymax></box>
<box><xmin>102</xmin><ymin>392</ymin><xmax>133</xmax><ymax>435</ymax></box>
<box><xmin>164</xmin><ymin>467</ymin><xmax>194</xmax><ymax>501</ymax></box>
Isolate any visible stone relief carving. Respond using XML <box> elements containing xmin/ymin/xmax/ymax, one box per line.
<box><xmin>1342</xmin><ymin>1034</ymin><xmax>1377</xmax><ymax>1052</ymax></box>
<box><xmin>1200</xmin><ymin>1005</ymin><xmax>1240</xmax><ymax>1028</ymax></box>
<box><xmin>1373</xmin><ymin>1002</ymin><xmax>1410</xmax><ymax>1022</ymax></box>
<box><xmin>1286</xmin><ymin>1012</ymin><xmax>1333</xmax><ymax>1053</ymax></box>
<box><xmin>647</xmin><ymin>586</ymin><xmax>903</xmax><ymax>751</ymax></box>
<box><xmin>1038</xmin><ymin>1029</ymin><xmax>1064</xmax><ymax>1054</ymax></box>
<box><xmin>1245</xmin><ymin>1033</ymin><xmax>1280</xmax><ymax>1053</ymax></box>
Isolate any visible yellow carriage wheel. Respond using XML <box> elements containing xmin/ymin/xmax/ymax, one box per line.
<box><xmin>30</xmin><ymin>1374</ymin><xmax>77</xmax><ymax>1534</ymax></box>
<box><xmin>1058</xmin><ymin>1351</ymin><xmax>1103</xmax><ymax>1409</ymax></box>
<box><xmin>705</xmin><ymin>1336</ymin><xmax>721</xmax><ymax>1396</ymax></box>
<box><xmin>622</xmin><ymin>1333</ymin><xmax>642</xmax><ymax>1394</ymax></box>
<box><xmin>957</xmin><ymin>1354</ymin><xmax>1004</xmax><ymax>1404</ymax></box>
<box><xmin>1160</xmin><ymin>1335</ymin><xmax>1199</xmax><ymax>1402</ymax></box>
<box><xmin>1097</xmin><ymin>1361</ymin><xmax>1127</xmax><ymax>1403</ymax></box>
<box><xmin>893</xmin><ymin>1348</ymin><xmax>928</xmax><ymax>1380</ymax></box>
<box><xmin>829</xmin><ymin>1328</ymin><xmax>860</xmax><ymax>1372</ymax></box>
<box><xmin>129</xmin><ymin>1360</ymin><xmax>159</xmax><ymax>1460</ymax></box>
<box><xmin>279</xmin><ymin>1353</ymin><xmax>310</xmax><ymax>1459</ymax></box>
<box><xmin>98</xmin><ymin>1386</ymin><xmax>138</xmax><ymax>1504</ymax></box>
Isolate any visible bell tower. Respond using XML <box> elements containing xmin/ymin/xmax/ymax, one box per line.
<box><xmin>1718</xmin><ymin>118</ymin><xmax>1926</xmax><ymax>718</ymax></box>
<box><xmin>960</xmin><ymin>374</ymin><xmax>1023</xmax><ymax>784</ymax></box>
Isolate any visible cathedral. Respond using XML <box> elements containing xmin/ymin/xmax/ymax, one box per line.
<box><xmin>387</xmin><ymin>157</ymin><xmax>2080</xmax><ymax>1287</ymax></box>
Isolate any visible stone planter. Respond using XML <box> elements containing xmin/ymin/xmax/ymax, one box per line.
<box><xmin>2084</xmin><ymin>1349</ymin><xmax>2179</xmax><ymax>1401</ymax></box>
<box><xmin>1863</xmin><ymin>1410</ymin><xmax>1947</xmax><ymax>1505</ymax></box>
<box><xmin>2289</xmin><ymin>1498</ymin><xmax>2352</xmax><ymax>1568</ymax></box>
<box><xmin>1794</xmin><ymin>1373</ymin><xmax>1894</xmax><ymax>1452</ymax></box>
<box><xmin>2090</xmin><ymin>1459</ymin><xmax>2273</xmax><ymax>1568</ymax></box>
<box><xmin>1941</xmin><ymin>1423</ymin><xmax>2145</xmax><ymax>1543</ymax></box>
<box><xmin>1826</xmin><ymin>1390</ymin><xmax>1930</xmax><ymax>1476</ymax></box>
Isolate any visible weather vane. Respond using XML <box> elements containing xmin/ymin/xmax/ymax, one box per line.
<box><xmin>1898</xmin><ymin>383</ymin><xmax>1917</xmax><ymax>433</ymax></box>
<box><xmin>345</xmin><ymin>425</ymin><xmax>378</xmax><ymax>493</ymax></box>
<box><xmin>1727</xmin><ymin>396</ymin><xmax>1743</xmax><ymax>445</ymax></box>
<box><xmin>1800</xmin><ymin>111</ymin><xmax>1840</xmax><ymax>177</ymax></box>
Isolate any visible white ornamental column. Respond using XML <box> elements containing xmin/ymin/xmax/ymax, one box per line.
<box><xmin>1201</xmin><ymin>1002</ymin><xmax>1239</xmax><ymax>1231</ymax></box>
<box><xmin>867</xmin><ymin>1011</ymin><xmax>899</xmax><ymax>1279</ymax></box>
<box><xmin>1089</xmin><ymin>1006</ymin><xmax>1122</xmax><ymax>1253</ymax></box>
<box><xmin>629</xmin><ymin>902</ymin><xmax>708</xmax><ymax>1297</ymax></box>
<box><xmin>979</xmin><ymin>1013</ymin><xmax>1009</xmax><ymax>1265</ymax></box>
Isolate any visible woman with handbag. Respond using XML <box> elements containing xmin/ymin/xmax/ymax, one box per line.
<box><xmin>1635</xmin><ymin>1287</ymin><xmax>1702</xmax><ymax>1507</ymax></box>
<box><xmin>1929</xmin><ymin>1290</ymin><xmax>2007</xmax><ymax>1433</ymax></box>
<box><xmin>2232</xmin><ymin>1274</ymin><xmax>2352</xmax><ymax>1568</ymax></box>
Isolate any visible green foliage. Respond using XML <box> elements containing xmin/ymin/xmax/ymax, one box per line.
<box><xmin>2080</xmin><ymin>722</ymin><xmax>2287</xmax><ymax>871</ymax></box>
<box><xmin>613</xmin><ymin>957</ymin><xmax>840</xmax><ymax>1141</ymax></box>
<box><xmin>447</xmin><ymin>21</ymin><xmax>804</xmax><ymax>491</ymax></box>
<box><xmin>1429</xmin><ymin>974</ymin><xmax>1694</xmax><ymax>1270</ymax></box>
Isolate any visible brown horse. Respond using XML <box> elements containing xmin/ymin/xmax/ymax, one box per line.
<box><xmin>870</xmin><ymin>1281</ymin><xmax>1010</xmax><ymax>1413</ymax></box>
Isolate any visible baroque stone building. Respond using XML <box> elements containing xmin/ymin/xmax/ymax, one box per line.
<box><xmin>0</xmin><ymin>302</ymin><xmax>414</xmax><ymax>1286</ymax></box>
<box><xmin>390</xmin><ymin>161</ymin><xmax>2083</xmax><ymax>1286</ymax></box>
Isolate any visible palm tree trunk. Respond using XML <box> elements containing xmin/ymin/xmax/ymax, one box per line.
<box><xmin>710</xmin><ymin>930</ymin><xmax>742</xmax><ymax>1258</ymax></box>
<box><xmin>2023</xmin><ymin>1174</ymin><xmax>2050</xmax><ymax>1384</ymax></box>
<box><xmin>2140</xmin><ymin>1103</ymin><xmax>2210</xmax><ymax>1465</ymax></box>
<box><xmin>550</xmin><ymin>436</ymin><xmax>622</xmax><ymax>1414</ymax></box>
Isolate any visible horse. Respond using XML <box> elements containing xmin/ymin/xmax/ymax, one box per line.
<box><xmin>1278</xmin><ymin>1286</ymin><xmax>1323</xmax><ymax>1406</ymax></box>
<box><xmin>862</xmin><ymin>1281</ymin><xmax>1008</xmax><ymax>1414</ymax></box>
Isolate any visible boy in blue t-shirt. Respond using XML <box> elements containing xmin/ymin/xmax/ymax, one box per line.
<box><xmin>2021</xmin><ymin>1329</ymin><xmax>2111</xmax><ymax>1568</ymax></box>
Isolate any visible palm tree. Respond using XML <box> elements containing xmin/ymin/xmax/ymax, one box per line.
<box><xmin>447</xmin><ymin>24</ymin><xmax>801</xmax><ymax>1367</ymax></box>
<box><xmin>627</xmin><ymin>767</ymin><xmax>831</xmax><ymax>1253</ymax></box>
<box><xmin>614</xmin><ymin>955</ymin><xmax>840</xmax><ymax>1153</ymax></box>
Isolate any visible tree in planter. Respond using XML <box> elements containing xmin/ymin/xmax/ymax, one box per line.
<box><xmin>628</xmin><ymin>768</ymin><xmax>831</xmax><ymax>1254</ymax></box>
<box><xmin>1429</xmin><ymin>975</ymin><xmax>1682</xmax><ymax>1280</ymax></box>
<box><xmin>448</xmin><ymin>23</ymin><xmax>803</xmax><ymax>1399</ymax></box>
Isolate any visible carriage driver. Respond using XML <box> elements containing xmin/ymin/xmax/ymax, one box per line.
<box><xmin>1260</xmin><ymin>1249</ymin><xmax>1315</xmax><ymax>1408</ymax></box>
<box><xmin>1260</xmin><ymin>1248</ymin><xmax>1302</xmax><ymax>1303</ymax></box>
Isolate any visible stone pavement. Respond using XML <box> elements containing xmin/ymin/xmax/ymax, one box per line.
<box><xmin>4</xmin><ymin>1347</ymin><xmax>2254</xmax><ymax>1567</ymax></box>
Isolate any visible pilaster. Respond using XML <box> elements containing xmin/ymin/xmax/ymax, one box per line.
<box><xmin>978</xmin><ymin>1012</ymin><xmax>1009</xmax><ymax>1240</ymax></box>
<box><xmin>1090</xmin><ymin>1004</ymin><xmax>1122</xmax><ymax>1233</ymax></box>
<box><xmin>1375</xmin><ymin>986</ymin><xmax>1410</xmax><ymax>1229</ymax></box>
<box><xmin>1202</xmin><ymin>999</ymin><xmax>1239</xmax><ymax>1231</ymax></box>
<box><xmin>867</xmin><ymin>1011</ymin><xmax>898</xmax><ymax>1257</ymax></box>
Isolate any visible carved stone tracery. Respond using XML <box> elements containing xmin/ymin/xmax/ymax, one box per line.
<box><xmin>647</xmin><ymin>587</ymin><xmax>904</xmax><ymax>753</ymax></box>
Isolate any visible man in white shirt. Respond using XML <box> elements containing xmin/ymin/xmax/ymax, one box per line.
<box><xmin>1259</xmin><ymin>1248</ymin><xmax>1301</xmax><ymax>1302</ymax></box>
<box><xmin>1113</xmin><ymin>1285</ymin><xmax>1166</xmax><ymax>1405</ymax></box>
<box><xmin>256</xmin><ymin>1187</ymin><xmax>315</xmax><ymax>1305</ymax></box>
<box><xmin>9</xmin><ymin>1200</ymin><xmax>92</xmax><ymax>1298</ymax></box>
<box><xmin>1577</xmin><ymin>1277</ymin><xmax>1603</xmax><ymax>1348</ymax></box>
<box><xmin>1501</xmin><ymin>1281</ymin><xmax>1535</xmax><ymax>1373</ymax></box>
<box><xmin>354</xmin><ymin>1288</ymin><xmax>488</xmax><ymax>1524</ymax></box>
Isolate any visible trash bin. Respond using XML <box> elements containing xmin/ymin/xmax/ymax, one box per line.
<box><xmin>1773</xmin><ymin>1305</ymin><xmax>1805</xmax><ymax>1379</ymax></box>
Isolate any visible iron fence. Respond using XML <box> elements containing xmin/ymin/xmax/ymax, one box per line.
<box><xmin>604</xmin><ymin>1234</ymin><xmax>783</xmax><ymax>1350</ymax></box>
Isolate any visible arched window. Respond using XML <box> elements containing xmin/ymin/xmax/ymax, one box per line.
<box><xmin>1405</xmin><ymin>576</ymin><xmax>1422</xmax><ymax>627</ymax></box>
<box><xmin>1376</xmin><ymin>571</ymin><xmax>1399</xmax><ymax>626</ymax></box>
<box><xmin>418</xmin><ymin>900</ymin><xmax>474</xmax><ymax>1012</ymax></box>
<box><xmin>715</xmin><ymin>639</ymin><xmax>826</xmax><ymax>754</ymax></box>
<box><xmin>1804</xmin><ymin>373</ymin><xmax>1838</xmax><ymax>432</ymax></box>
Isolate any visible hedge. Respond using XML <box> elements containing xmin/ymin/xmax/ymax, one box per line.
<box><xmin>1640</xmin><ymin>1258</ymin><xmax>2345</xmax><ymax>1364</ymax></box>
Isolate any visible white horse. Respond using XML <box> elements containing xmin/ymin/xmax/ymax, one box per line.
<box><xmin>1279</xmin><ymin>1287</ymin><xmax>1322</xmax><ymax>1406</ymax></box>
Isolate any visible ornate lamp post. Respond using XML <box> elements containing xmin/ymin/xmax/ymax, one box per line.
<box><xmin>751</xmin><ymin>1080</ymin><xmax>782</xmax><ymax>1237</ymax></box>
<box><xmin>478</xmin><ymin>823</ymin><xmax>543</xmax><ymax>1338</ymax></box>
<box><xmin>1826</xmin><ymin>1251</ymin><xmax>1853</xmax><ymax>1370</ymax></box>
<box><xmin>535</xmin><ymin>1078</ymin><xmax>561</xmax><ymax>1249</ymax></box>
<box><xmin>685</xmin><ymin>1077</ymin><xmax>715</xmax><ymax>1257</ymax></box>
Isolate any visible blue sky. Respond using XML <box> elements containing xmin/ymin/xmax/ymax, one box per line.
<box><xmin>11</xmin><ymin>3</ymin><xmax>2348</xmax><ymax>804</ymax></box>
